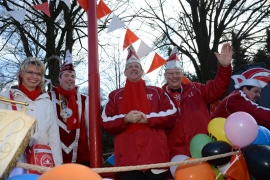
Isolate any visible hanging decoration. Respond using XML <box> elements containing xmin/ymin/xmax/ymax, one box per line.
<box><xmin>32</xmin><ymin>2</ymin><xmax>50</xmax><ymax>17</ymax></box>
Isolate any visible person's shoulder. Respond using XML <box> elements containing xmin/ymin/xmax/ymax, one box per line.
<box><xmin>182</xmin><ymin>82</ymin><xmax>200</xmax><ymax>89</ymax></box>
<box><xmin>146</xmin><ymin>86</ymin><xmax>165</xmax><ymax>94</ymax></box>
<box><xmin>110</xmin><ymin>88</ymin><xmax>124</xmax><ymax>94</ymax></box>
<box><xmin>146</xmin><ymin>85</ymin><xmax>162</xmax><ymax>90</ymax></box>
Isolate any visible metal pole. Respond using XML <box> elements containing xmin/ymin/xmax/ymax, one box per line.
<box><xmin>88</xmin><ymin>0</ymin><xmax>102</xmax><ymax>168</ymax></box>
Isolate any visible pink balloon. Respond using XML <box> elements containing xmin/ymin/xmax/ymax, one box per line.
<box><xmin>225</xmin><ymin>112</ymin><xmax>258</xmax><ymax>148</ymax></box>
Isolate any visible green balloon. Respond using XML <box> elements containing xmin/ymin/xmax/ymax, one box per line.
<box><xmin>190</xmin><ymin>133</ymin><xmax>212</xmax><ymax>158</ymax></box>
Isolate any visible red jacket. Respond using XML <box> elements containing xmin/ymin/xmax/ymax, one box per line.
<box><xmin>102</xmin><ymin>85</ymin><xmax>177</xmax><ymax>167</ymax></box>
<box><xmin>162</xmin><ymin>65</ymin><xmax>232</xmax><ymax>158</ymax></box>
<box><xmin>211</xmin><ymin>90</ymin><xmax>270</xmax><ymax>129</ymax></box>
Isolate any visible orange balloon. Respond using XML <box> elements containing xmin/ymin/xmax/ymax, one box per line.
<box><xmin>175</xmin><ymin>158</ymin><xmax>216</xmax><ymax>180</ymax></box>
<box><xmin>38</xmin><ymin>163</ymin><xmax>102</xmax><ymax>180</ymax></box>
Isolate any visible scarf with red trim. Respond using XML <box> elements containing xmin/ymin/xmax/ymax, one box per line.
<box><xmin>57</xmin><ymin>85</ymin><xmax>80</xmax><ymax>130</ymax></box>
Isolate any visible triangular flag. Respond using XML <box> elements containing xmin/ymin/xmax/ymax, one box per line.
<box><xmin>32</xmin><ymin>2</ymin><xmax>50</xmax><ymax>17</ymax></box>
<box><xmin>8</xmin><ymin>9</ymin><xmax>26</xmax><ymax>24</ymax></box>
<box><xmin>146</xmin><ymin>53</ymin><xmax>166</xmax><ymax>74</ymax></box>
<box><xmin>61</xmin><ymin>0</ymin><xmax>71</xmax><ymax>9</ymax></box>
<box><xmin>77</xmin><ymin>0</ymin><xmax>88</xmax><ymax>12</ymax></box>
<box><xmin>107</xmin><ymin>14</ymin><xmax>124</xmax><ymax>33</ymax></box>
<box><xmin>97</xmin><ymin>0</ymin><xmax>112</xmax><ymax>19</ymax></box>
<box><xmin>182</xmin><ymin>75</ymin><xmax>191</xmax><ymax>84</ymax></box>
<box><xmin>123</xmin><ymin>29</ymin><xmax>139</xmax><ymax>50</ymax></box>
<box><xmin>226</xmin><ymin>154</ymin><xmax>250</xmax><ymax>180</ymax></box>
<box><xmin>137</xmin><ymin>41</ymin><xmax>152</xmax><ymax>59</ymax></box>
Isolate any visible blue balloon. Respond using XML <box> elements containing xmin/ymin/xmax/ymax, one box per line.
<box><xmin>252</xmin><ymin>125</ymin><xmax>270</xmax><ymax>146</ymax></box>
<box><xmin>106</xmin><ymin>154</ymin><xmax>115</xmax><ymax>166</ymax></box>
<box><xmin>7</xmin><ymin>174</ymin><xmax>40</xmax><ymax>180</ymax></box>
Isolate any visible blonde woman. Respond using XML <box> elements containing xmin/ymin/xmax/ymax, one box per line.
<box><xmin>0</xmin><ymin>57</ymin><xmax>62</xmax><ymax>176</ymax></box>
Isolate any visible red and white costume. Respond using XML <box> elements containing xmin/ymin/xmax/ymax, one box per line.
<box><xmin>49</xmin><ymin>86</ymin><xmax>89</xmax><ymax>164</ymax></box>
<box><xmin>162</xmin><ymin>65</ymin><xmax>232</xmax><ymax>158</ymax></box>
<box><xmin>211</xmin><ymin>89</ymin><xmax>270</xmax><ymax>129</ymax></box>
<box><xmin>102</xmin><ymin>85</ymin><xmax>177</xmax><ymax>166</ymax></box>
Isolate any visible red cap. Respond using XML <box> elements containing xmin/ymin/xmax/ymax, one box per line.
<box><xmin>60</xmin><ymin>50</ymin><xmax>74</xmax><ymax>74</ymax></box>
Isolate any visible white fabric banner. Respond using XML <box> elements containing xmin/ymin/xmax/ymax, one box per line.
<box><xmin>8</xmin><ymin>9</ymin><xmax>26</xmax><ymax>24</ymax></box>
<box><xmin>61</xmin><ymin>0</ymin><xmax>71</xmax><ymax>9</ymax></box>
<box><xmin>107</xmin><ymin>14</ymin><xmax>124</xmax><ymax>33</ymax></box>
<box><xmin>137</xmin><ymin>40</ymin><xmax>152</xmax><ymax>59</ymax></box>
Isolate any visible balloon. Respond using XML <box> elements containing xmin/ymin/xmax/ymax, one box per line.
<box><xmin>224</xmin><ymin>112</ymin><xmax>258</xmax><ymax>148</ymax></box>
<box><xmin>38</xmin><ymin>163</ymin><xmax>102</xmax><ymax>180</ymax></box>
<box><xmin>242</xmin><ymin>144</ymin><xmax>270</xmax><ymax>180</ymax></box>
<box><xmin>190</xmin><ymin>134</ymin><xmax>212</xmax><ymax>158</ymax></box>
<box><xmin>208</xmin><ymin>117</ymin><xmax>230</xmax><ymax>144</ymax></box>
<box><xmin>252</xmin><ymin>125</ymin><xmax>270</xmax><ymax>146</ymax></box>
<box><xmin>7</xmin><ymin>174</ymin><xmax>40</xmax><ymax>180</ymax></box>
<box><xmin>170</xmin><ymin>154</ymin><xmax>190</xmax><ymax>177</ymax></box>
<box><xmin>211</xmin><ymin>166</ymin><xmax>225</xmax><ymax>180</ymax></box>
<box><xmin>201</xmin><ymin>141</ymin><xmax>232</xmax><ymax>166</ymax></box>
<box><xmin>174</xmin><ymin>158</ymin><xmax>216</xmax><ymax>180</ymax></box>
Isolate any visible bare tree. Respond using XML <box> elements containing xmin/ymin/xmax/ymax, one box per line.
<box><xmin>120</xmin><ymin>0</ymin><xmax>270</xmax><ymax>82</ymax></box>
<box><xmin>0</xmin><ymin>0</ymin><xmax>88</xmax><ymax>87</ymax></box>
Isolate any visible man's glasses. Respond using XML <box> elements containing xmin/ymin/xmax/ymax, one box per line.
<box><xmin>166</xmin><ymin>71</ymin><xmax>182</xmax><ymax>77</ymax></box>
<box><xmin>24</xmin><ymin>70</ymin><xmax>42</xmax><ymax>77</ymax></box>
<box><xmin>126</xmin><ymin>64</ymin><xmax>141</xmax><ymax>70</ymax></box>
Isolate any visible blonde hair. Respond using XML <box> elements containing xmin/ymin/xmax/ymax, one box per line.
<box><xmin>18</xmin><ymin>57</ymin><xmax>46</xmax><ymax>91</ymax></box>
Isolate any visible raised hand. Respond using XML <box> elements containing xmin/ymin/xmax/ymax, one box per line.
<box><xmin>214</xmin><ymin>42</ymin><xmax>233</xmax><ymax>67</ymax></box>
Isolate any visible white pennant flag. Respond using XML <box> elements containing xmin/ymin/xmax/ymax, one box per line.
<box><xmin>107</xmin><ymin>14</ymin><xmax>124</xmax><ymax>33</ymax></box>
<box><xmin>61</xmin><ymin>0</ymin><xmax>71</xmax><ymax>9</ymax></box>
<box><xmin>137</xmin><ymin>41</ymin><xmax>153</xmax><ymax>59</ymax></box>
<box><xmin>8</xmin><ymin>9</ymin><xmax>26</xmax><ymax>24</ymax></box>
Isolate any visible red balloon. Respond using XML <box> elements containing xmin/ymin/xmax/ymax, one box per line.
<box><xmin>174</xmin><ymin>158</ymin><xmax>216</xmax><ymax>180</ymax></box>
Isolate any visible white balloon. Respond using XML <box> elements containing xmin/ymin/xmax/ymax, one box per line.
<box><xmin>170</xmin><ymin>154</ymin><xmax>190</xmax><ymax>177</ymax></box>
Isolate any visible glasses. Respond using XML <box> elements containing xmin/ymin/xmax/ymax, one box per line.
<box><xmin>24</xmin><ymin>70</ymin><xmax>42</xmax><ymax>77</ymax></box>
<box><xmin>166</xmin><ymin>71</ymin><xmax>182</xmax><ymax>77</ymax></box>
<box><xmin>126</xmin><ymin>65</ymin><xmax>141</xmax><ymax>70</ymax></box>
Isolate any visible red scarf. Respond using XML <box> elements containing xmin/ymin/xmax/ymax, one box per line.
<box><xmin>19</xmin><ymin>84</ymin><xmax>41</xmax><ymax>101</ymax></box>
<box><xmin>57</xmin><ymin>85</ymin><xmax>80</xmax><ymax>130</ymax></box>
<box><xmin>121</xmin><ymin>79</ymin><xmax>151</xmax><ymax>133</ymax></box>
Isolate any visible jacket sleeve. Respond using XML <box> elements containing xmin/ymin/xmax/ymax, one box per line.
<box><xmin>147</xmin><ymin>89</ymin><xmax>177</xmax><ymax>129</ymax></box>
<box><xmin>48</xmin><ymin>102</ymin><xmax>63</xmax><ymax>165</ymax></box>
<box><xmin>200</xmin><ymin>65</ymin><xmax>232</xmax><ymax>104</ymax></box>
<box><xmin>226</xmin><ymin>91</ymin><xmax>270</xmax><ymax>129</ymax></box>
<box><xmin>102</xmin><ymin>92</ymin><xmax>129</xmax><ymax>135</ymax></box>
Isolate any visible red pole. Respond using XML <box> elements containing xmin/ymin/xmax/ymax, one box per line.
<box><xmin>88</xmin><ymin>0</ymin><xmax>102</xmax><ymax>168</ymax></box>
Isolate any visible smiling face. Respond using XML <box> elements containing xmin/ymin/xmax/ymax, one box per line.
<box><xmin>59</xmin><ymin>70</ymin><xmax>76</xmax><ymax>91</ymax></box>
<box><xmin>124</xmin><ymin>62</ymin><xmax>144</xmax><ymax>82</ymax></box>
<box><xmin>164</xmin><ymin>69</ymin><xmax>183</xmax><ymax>89</ymax></box>
<box><xmin>20</xmin><ymin>65</ymin><xmax>43</xmax><ymax>91</ymax></box>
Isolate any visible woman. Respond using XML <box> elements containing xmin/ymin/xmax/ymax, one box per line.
<box><xmin>0</xmin><ymin>57</ymin><xmax>62</xmax><ymax>175</ymax></box>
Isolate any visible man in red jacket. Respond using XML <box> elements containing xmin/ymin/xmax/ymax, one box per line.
<box><xmin>48</xmin><ymin>50</ymin><xmax>90</xmax><ymax>165</ymax></box>
<box><xmin>162</xmin><ymin>43</ymin><xmax>233</xmax><ymax>159</ymax></box>
<box><xmin>211</xmin><ymin>67</ymin><xmax>270</xmax><ymax>129</ymax></box>
<box><xmin>102</xmin><ymin>45</ymin><xmax>177</xmax><ymax>180</ymax></box>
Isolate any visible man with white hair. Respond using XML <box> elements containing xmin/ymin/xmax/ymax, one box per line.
<box><xmin>162</xmin><ymin>43</ymin><xmax>233</xmax><ymax>159</ymax></box>
<box><xmin>211</xmin><ymin>67</ymin><xmax>270</xmax><ymax>129</ymax></box>
<box><xmin>102</xmin><ymin>44</ymin><xmax>177</xmax><ymax>180</ymax></box>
